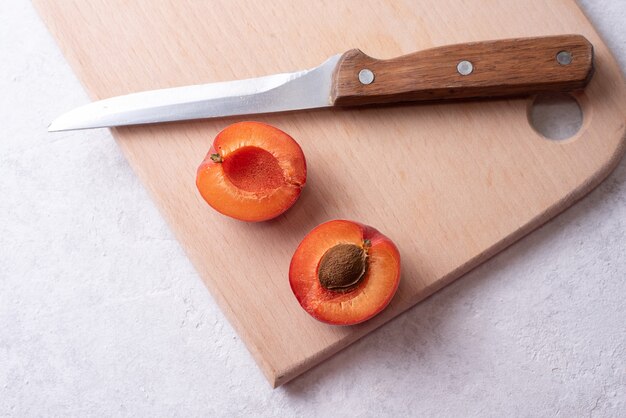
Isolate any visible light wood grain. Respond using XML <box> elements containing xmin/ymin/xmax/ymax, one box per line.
<box><xmin>34</xmin><ymin>0</ymin><xmax>626</xmax><ymax>387</ymax></box>
<box><xmin>332</xmin><ymin>35</ymin><xmax>594</xmax><ymax>106</ymax></box>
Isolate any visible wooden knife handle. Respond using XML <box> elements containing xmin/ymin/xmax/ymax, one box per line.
<box><xmin>331</xmin><ymin>35</ymin><xmax>593</xmax><ymax>106</ymax></box>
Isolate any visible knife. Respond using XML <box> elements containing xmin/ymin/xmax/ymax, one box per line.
<box><xmin>48</xmin><ymin>35</ymin><xmax>593</xmax><ymax>132</ymax></box>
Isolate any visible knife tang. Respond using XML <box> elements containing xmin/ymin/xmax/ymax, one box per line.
<box><xmin>331</xmin><ymin>35</ymin><xmax>593</xmax><ymax>106</ymax></box>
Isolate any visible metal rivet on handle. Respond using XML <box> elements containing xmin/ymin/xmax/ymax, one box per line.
<box><xmin>457</xmin><ymin>60</ymin><xmax>474</xmax><ymax>76</ymax></box>
<box><xmin>358</xmin><ymin>69</ymin><xmax>375</xmax><ymax>85</ymax></box>
<box><xmin>556</xmin><ymin>51</ymin><xmax>573</xmax><ymax>65</ymax></box>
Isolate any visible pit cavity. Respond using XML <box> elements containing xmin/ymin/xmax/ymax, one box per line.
<box><xmin>222</xmin><ymin>146</ymin><xmax>285</xmax><ymax>192</ymax></box>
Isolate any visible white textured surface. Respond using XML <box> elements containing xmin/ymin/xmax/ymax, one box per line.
<box><xmin>1</xmin><ymin>1</ymin><xmax>625</xmax><ymax>416</ymax></box>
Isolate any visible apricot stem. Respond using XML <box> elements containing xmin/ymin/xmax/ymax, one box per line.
<box><xmin>210</xmin><ymin>153</ymin><xmax>222</xmax><ymax>163</ymax></box>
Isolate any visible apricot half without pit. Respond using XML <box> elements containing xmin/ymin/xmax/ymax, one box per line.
<box><xmin>289</xmin><ymin>220</ymin><xmax>401</xmax><ymax>325</ymax></box>
<box><xmin>196</xmin><ymin>121</ymin><xmax>306</xmax><ymax>222</ymax></box>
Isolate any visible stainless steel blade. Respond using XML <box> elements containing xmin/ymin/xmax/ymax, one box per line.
<box><xmin>48</xmin><ymin>54</ymin><xmax>342</xmax><ymax>132</ymax></box>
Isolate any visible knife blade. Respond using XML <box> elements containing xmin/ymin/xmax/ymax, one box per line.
<box><xmin>48</xmin><ymin>35</ymin><xmax>593</xmax><ymax>132</ymax></box>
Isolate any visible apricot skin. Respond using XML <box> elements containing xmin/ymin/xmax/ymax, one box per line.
<box><xmin>196</xmin><ymin>122</ymin><xmax>306</xmax><ymax>222</ymax></box>
<box><xmin>289</xmin><ymin>220</ymin><xmax>401</xmax><ymax>326</ymax></box>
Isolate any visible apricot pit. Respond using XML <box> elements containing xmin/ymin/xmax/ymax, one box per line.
<box><xmin>318</xmin><ymin>243</ymin><xmax>367</xmax><ymax>291</ymax></box>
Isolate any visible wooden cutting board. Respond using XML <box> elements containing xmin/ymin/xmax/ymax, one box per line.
<box><xmin>34</xmin><ymin>0</ymin><xmax>626</xmax><ymax>387</ymax></box>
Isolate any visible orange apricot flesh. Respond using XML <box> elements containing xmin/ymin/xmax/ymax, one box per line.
<box><xmin>196</xmin><ymin>121</ymin><xmax>306</xmax><ymax>222</ymax></box>
<box><xmin>289</xmin><ymin>220</ymin><xmax>401</xmax><ymax>325</ymax></box>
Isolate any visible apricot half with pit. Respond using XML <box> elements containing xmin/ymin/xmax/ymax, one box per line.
<box><xmin>289</xmin><ymin>220</ymin><xmax>401</xmax><ymax>325</ymax></box>
<box><xmin>196</xmin><ymin>121</ymin><xmax>306</xmax><ymax>222</ymax></box>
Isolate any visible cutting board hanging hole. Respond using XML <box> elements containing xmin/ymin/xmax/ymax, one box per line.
<box><xmin>529</xmin><ymin>93</ymin><xmax>584</xmax><ymax>141</ymax></box>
